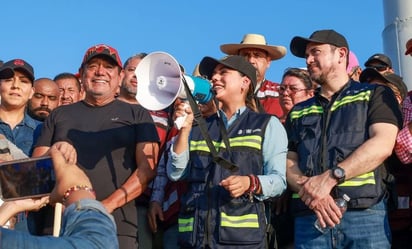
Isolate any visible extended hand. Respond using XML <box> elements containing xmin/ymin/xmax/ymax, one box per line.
<box><xmin>52</xmin><ymin>141</ymin><xmax>77</xmax><ymax>164</ymax></box>
<box><xmin>49</xmin><ymin>145</ymin><xmax>92</xmax><ymax>204</ymax></box>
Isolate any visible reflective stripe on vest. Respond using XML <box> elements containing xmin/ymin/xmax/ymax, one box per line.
<box><xmin>291</xmin><ymin>171</ymin><xmax>376</xmax><ymax>198</ymax></box>
<box><xmin>178</xmin><ymin>217</ymin><xmax>194</xmax><ymax>232</ymax></box>
<box><xmin>220</xmin><ymin>212</ymin><xmax>259</xmax><ymax>228</ymax></box>
<box><xmin>330</xmin><ymin>90</ymin><xmax>371</xmax><ymax>111</ymax></box>
<box><xmin>339</xmin><ymin>171</ymin><xmax>376</xmax><ymax>187</ymax></box>
<box><xmin>190</xmin><ymin>135</ymin><xmax>262</xmax><ymax>152</ymax></box>
<box><xmin>290</xmin><ymin>90</ymin><xmax>372</xmax><ymax>120</ymax></box>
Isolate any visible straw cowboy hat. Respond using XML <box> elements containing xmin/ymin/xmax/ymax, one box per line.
<box><xmin>220</xmin><ymin>34</ymin><xmax>287</xmax><ymax>60</ymax></box>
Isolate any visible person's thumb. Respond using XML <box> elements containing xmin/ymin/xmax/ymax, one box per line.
<box><xmin>50</xmin><ymin>145</ymin><xmax>66</xmax><ymax>172</ymax></box>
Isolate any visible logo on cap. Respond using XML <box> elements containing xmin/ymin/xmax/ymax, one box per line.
<box><xmin>13</xmin><ymin>59</ymin><xmax>25</xmax><ymax>66</ymax></box>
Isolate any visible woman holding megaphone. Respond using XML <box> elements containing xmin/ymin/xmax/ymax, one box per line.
<box><xmin>167</xmin><ymin>55</ymin><xmax>288</xmax><ymax>249</ymax></box>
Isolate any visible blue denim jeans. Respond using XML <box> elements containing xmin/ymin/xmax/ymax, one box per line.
<box><xmin>1</xmin><ymin>199</ymin><xmax>118</xmax><ymax>249</ymax></box>
<box><xmin>294</xmin><ymin>199</ymin><xmax>391</xmax><ymax>249</ymax></box>
<box><xmin>163</xmin><ymin>224</ymin><xmax>179</xmax><ymax>249</ymax></box>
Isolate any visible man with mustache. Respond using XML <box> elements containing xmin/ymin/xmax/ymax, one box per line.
<box><xmin>26</xmin><ymin>77</ymin><xmax>60</xmax><ymax>235</ymax></box>
<box><xmin>286</xmin><ymin>29</ymin><xmax>402</xmax><ymax>248</ymax></box>
<box><xmin>53</xmin><ymin>73</ymin><xmax>84</xmax><ymax>105</ymax></box>
<box><xmin>28</xmin><ymin>78</ymin><xmax>60</xmax><ymax>121</ymax></box>
<box><xmin>33</xmin><ymin>44</ymin><xmax>159</xmax><ymax>248</ymax></box>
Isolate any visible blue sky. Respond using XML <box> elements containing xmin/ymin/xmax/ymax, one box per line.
<box><xmin>1</xmin><ymin>0</ymin><xmax>385</xmax><ymax>82</ymax></box>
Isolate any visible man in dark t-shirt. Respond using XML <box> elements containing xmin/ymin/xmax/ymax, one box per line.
<box><xmin>33</xmin><ymin>44</ymin><xmax>160</xmax><ymax>249</ymax></box>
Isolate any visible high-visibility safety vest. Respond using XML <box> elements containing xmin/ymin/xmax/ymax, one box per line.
<box><xmin>286</xmin><ymin>81</ymin><xmax>389</xmax><ymax>215</ymax></box>
<box><xmin>178</xmin><ymin>108</ymin><xmax>271</xmax><ymax>249</ymax></box>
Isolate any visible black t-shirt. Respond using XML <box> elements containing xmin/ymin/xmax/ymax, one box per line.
<box><xmin>36</xmin><ymin>99</ymin><xmax>159</xmax><ymax>239</ymax></box>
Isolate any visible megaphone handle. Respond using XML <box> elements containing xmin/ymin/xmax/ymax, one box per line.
<box><xmin>174</xmin><ymin>103</ymin><xmax>189</xmax><ymax>130</ymax></box>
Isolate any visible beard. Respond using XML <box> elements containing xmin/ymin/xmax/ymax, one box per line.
<box><xmin>308</xmin><ymin>64</ymin><xmax>332</xmax><ymax>86</ymax></box>
<box><xmin>28</xmin><ymin>106</ymin><xmax>51</xmax><ymax>121</ymax></box>
<box><xmin>310</xmin><ymin>74</ymin><xmax>327</xmax><ymax>86</ymax></box>
<box><xmin>121</xmin><ymin>83</ymin><xmax>137</xmax><ymax>97</ymax></box>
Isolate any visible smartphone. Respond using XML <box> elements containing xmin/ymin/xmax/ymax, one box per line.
<box><xmin>0</xmin><ymin>156</ymin><xmax>54</xmax><ymax>201</ymax></box>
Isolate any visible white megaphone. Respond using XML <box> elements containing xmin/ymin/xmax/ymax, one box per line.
<box><xmin>135</xmin><ymin>51</ymin><xmax>214</xmax><ymax>129</ymax></box>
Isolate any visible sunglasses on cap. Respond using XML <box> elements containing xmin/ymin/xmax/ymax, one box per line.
<box><xmin>367</xmin><ymin>65</ymin><xmax>388</xmax><ymax>72</ymax></box>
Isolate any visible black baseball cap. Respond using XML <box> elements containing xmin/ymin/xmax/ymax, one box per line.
<box><xmin>364</xmin><ymin>53</ymin><xmax>392</xmax><ymax>68</ymax></box>
<box><xmin>359</xmin><ymin>68</ymin><xmax>407</xmax><ymax>100</ymax></box>
<box><xmin>199</xmin><ymin>55</ymin><xmax>257</xmax><ymax>89</ymax></box>
<box><xmin>0</xmin><ymin>59</ymin><xmax>34</xmax><ymax>82</ymax></box>
<box><xmin>290</xmin><ymin>29</ymin><xmax>349</xmax><ymax>58</ymax></box>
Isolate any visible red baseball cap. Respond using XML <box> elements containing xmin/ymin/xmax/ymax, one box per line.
<box><xmin>81</xmin><ymin>44</ymin><xmax>122</xmax><ymax>68</ymax></box>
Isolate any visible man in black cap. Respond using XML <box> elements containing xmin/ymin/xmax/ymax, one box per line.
<box><xmin>364</xmin><ymin>53</ymin><xmax>394</xmax><ymax>74</ymax></box>
<box><xmin>360</xmin><ymin>68</ymin><xmax>408</xmax><ymax>105</ymax></box>
<box><xmin>286</xmin><ymin>29</ymin><xmax>402</xmax><ymax>248</ymax></box>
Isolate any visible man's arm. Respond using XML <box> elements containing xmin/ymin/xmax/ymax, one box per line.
<box><xmin>286</xmin><ymin>151</ymin><xmax>307</xmax><ymax>193</ymax></box>
<box><xmin>336</xmin><ymin>122</ymin><xmax>397</xmax><ymax>179</ymax></box>
<box><xmin>101</xmin><ymin>141</ymin><xmax>159</xmax><ymax>213</ymax></box>
<box><xmin>32</xmin><ymin>146</ymin><xmax>50</xmax><ymax>158</ymax></box>
<box><xmin>32</xmin><ymin>142</ymin><xmax>77</xmax><ymax>164</ymax></box>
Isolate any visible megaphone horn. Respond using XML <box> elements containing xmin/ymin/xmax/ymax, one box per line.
<box><xmin>135</xmin><ymin>52</ymin><xmax>213</xmax><ymax>113</ymax></box>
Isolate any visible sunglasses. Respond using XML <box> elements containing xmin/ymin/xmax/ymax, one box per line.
<box><xmin>348</xmin><ymin>66</ymin><xmax>360</xmax><ymax>78</ymax></box>
<box><xmin>367</xmin><ymin>65</ymin><xmax>388</xmax><ymax>72</ymax></box>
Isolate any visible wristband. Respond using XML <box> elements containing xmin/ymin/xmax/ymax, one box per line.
<box><xmin>247</xmin><ymin>174</ymin><xmax>259</xmax><ymax>194</ymax></box>
<box><xmin>246</xmin><ymin>174</ymin><xmax>260</xmax><ymax>202</ymax></box>
<box><xmin>120</xmin><ymin>186</ymin><xmax>128</xmax><ymax>203</ymax></box>
<box><xmin>62</xmin><ymin>185</ymin><xmax>96</xmax><ymax>204</ymax></box>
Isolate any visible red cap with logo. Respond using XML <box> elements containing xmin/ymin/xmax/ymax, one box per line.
<box><xmin>81</xmin><ymin>44</ymin><xmax>122</xmax><ymax>68</ymax></box>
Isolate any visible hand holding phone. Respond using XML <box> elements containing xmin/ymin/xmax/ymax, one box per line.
<box><xmin>0</xmin><ymin>156</ymin><xmax>54</xmax><ymax>201</ymax></box>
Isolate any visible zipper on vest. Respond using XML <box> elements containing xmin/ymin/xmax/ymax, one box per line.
<box><xmin>205</xmin><ymin>180</ymin><xmax>213</xmax><ymax>247</ymax></box>
<box><xmin>319</xmin><ymin>102</ymin><xmax>333</xmax><ymax>173</ymax></box>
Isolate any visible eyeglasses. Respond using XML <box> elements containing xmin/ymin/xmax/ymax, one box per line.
<box><xmin>348</xmin><ymin>66</ymin><xmax>360</xmax><ymax>78</ymax></box>
<box><xmin>279</xmin><ymin>85</ymin><xmax>307</xmax><ymax>94</ymax></box>
<box><xmin>367</xmin><ymin>65</ymin><xmax>388</xmax><ymax>72</ymax></box>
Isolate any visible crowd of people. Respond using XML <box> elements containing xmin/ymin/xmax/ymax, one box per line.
<box><xmin>0</xmin><ymin>29</ymin><xmax>412</xmax><ymax>249</ymax></box>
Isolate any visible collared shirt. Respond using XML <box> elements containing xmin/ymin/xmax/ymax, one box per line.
<box><xmin>0</xmin><ymin>199</ymin><xmax>118</xmax><ymax>249</ymax></box>
<box><xmin>167</xmin><ymin>107</ymin><xmax>287</xmax><ymax>200</ymax></box>
<box><xmin>395</xmin><ymin>95</ymin><xmax>412</xmax><ymax>163</ymax></box>
<box><xmin>0</xmin><ymin>112</ymin><xmax>41</xmax><ymax>156</ymax></box>
<box><xmin>255</xmin><ymin>79</ymin><xmax>284</xmax><ymax>118</ymax></box>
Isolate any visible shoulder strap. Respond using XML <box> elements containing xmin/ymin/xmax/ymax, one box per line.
<box><xmin>181</xmin><ymin>76</ymin><xmax>238</xmax><ymax>173</ymax></box>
